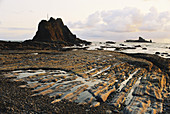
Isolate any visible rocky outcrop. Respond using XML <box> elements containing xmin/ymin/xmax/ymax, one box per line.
<box><xmin>33</xmin><ymin>17</ymin><xmax>91</xmax><ymax>46</ymax></box>
<box><xmin>125</xmin><ymin>37</ymin><xmax>152</xmax><ymax>43</ymax></box>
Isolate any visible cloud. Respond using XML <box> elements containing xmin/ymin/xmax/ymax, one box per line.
<box><xmin>0</xmin><ymin>0</ymin><xmax>4</xmax><ymax>6</ymax></box>
<box><xmin>164</xmin><ymin>25</ymin><xmax>170</xmax><ymax>31</ymax></box>
<box><xmin>69</xmin><ymin>7</ymin><xmax>143</xmax><ymax>33</ymax></box>
<box><xmin>68</xmin><ymin>12</ymin><xmax>102</xmax><ymax>29</ymax></box>
<box><xmin>139</xmin><ymin>7</ymin><xmax>170</xmax><ymax>31</ymax></box>
<box><xmin>101</xmin><ymin>7</ymin><xmax>143</xmax><ymax>32</ymax></box>
<box><xmin>68</xmin><ymin>7</ymin><xmax>170</xmax><ymax>42</ymax></box>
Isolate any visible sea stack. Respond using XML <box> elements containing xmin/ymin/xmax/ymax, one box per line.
<box><xmin>33</xmin><ymin>17</ymin><xmax>91</xmax><ymax>45</ymax></box>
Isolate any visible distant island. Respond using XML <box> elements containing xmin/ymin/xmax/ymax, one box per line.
<box><xmin>125</xmin><ymin>37</ymin><xmax>152</xmax><ymax>43</ymax></box>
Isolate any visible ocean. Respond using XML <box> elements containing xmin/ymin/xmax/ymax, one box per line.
<box><xmin>86</xmin><ymin>42</ymin><xmax>170</xmax><ymax>58</ymax></box>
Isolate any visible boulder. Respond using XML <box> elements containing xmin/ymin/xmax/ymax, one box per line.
<box><xmin>106</xmin><ymin>41</ymin><xmax>116</xmax><ymax>44</ymax></box>
<box><xmin>155</xmin><ymin>52</ymin><xmax>160</xmax><ymax>55</ymax></box>
<box><xmin>134</xmin><ymin>45</ymin><xmax>141</xmax><ymax>47</ymax></box>
<box><xmin>142</xmin><ymin>48</ymin><xmax>147</xmax><ymax>50</ymax></box>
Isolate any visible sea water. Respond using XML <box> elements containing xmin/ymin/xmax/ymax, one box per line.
<box><xmin>86</xmin><ymin>42</ymin><xmax>170</xmax><ymax>58</ymax></box>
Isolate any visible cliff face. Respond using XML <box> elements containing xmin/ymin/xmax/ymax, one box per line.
<box><xmin>33</xmin><ymin>17</ymin><xmax>90</xmax><ymax>45</ymax></box>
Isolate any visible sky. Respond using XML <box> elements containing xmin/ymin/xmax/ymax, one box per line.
<box><xmin>0</xmin><ymin>0</ymin><xmax>170</xmax><ymax>43</ymax></box>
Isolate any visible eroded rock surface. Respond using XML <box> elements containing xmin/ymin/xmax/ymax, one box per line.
<box><xmin>1</xmin><ymin>50</ymin><xmax>169</xmax><ymax>113</ymax></box>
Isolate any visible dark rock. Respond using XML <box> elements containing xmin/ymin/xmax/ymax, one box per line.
<box><xmin>142</xmin><ymin>48</ymin><xmax>147</xmax><ymax>50</ymax></box>
<box><xmin>106</xmin><ymin>41</ymin><xmax>116</xmax><ymax>44</ymax></box>
<box><xmin>115</xmin><ymin>47</ymin><xmax>123</xmax><ymax>51</ymax></box>
<box><xmin>155</xmin><ymin>52</ymin><xmax>160</xmax><ymax>55</ymax></box>
<box><xmin>96</xmin><ymin>48</ymin><xmax>103</xmax><ymax>50</ymax></box>
<box><xmin>125</xmin><ymin>47</ymin><xmax>136</xmax><ymax>49</ymax></box>
<box><xmin>61</xmin><ymin>47</ymin><xmax>88</xmax><ymax>51</ymax></box>
<box><xmin>0</xmin><ymin>40</ymin><xmax>8</xmax><ymax>43</ymax></box>
<box><xmin>162</xmin><ymin>53</ymin><xmax>168</xmax><ymax>55</ymax></box>
<box><xmin>125</xmin><ymin>37</ymin><xmax>152</xmax><ymax>43</ymax></box>
<box><xmin>100</xmin><ymin>46</ymin><xmax>115</xmax><ymax>49</ymax></box>
<box><xmin>33</xmin><ymin>17</ymin><xmax>91</xmax><ymax>46</ymax></box>
<box><xmin>134</xmin><ymin>45</ymin><xmax>141</xmax><ymax>47</ymax></box>
<box><xmin>120</xmin><ymin>44</ymin><xmax>126</xmax><ymax>46</ymax></box>
<box><xmin>114</xmin><ymin>46</ymin><xmax>136</xmax><ymax>51</ymax></box>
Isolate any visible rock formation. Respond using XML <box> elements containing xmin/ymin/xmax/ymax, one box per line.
<box><xmin>32</xmin><ymin>17</ymin><xmax>90</xmax><ymax>45</ymax></box>
<box><xmin>125</xmin><ymin>37</ymin><xmax>152</xmax><ymax>43</ymax></box>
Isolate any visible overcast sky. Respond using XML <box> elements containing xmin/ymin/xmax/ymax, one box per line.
<box><xmin>0</xmin><ymin>0</ymin><xmax>170</xmax><ymax>42</ymax></box>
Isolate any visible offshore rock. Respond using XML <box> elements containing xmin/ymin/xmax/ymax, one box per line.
<box><xmin>125</xmin><ymin>37</ymin><xmax>152</xmax><ymax>43</ymax></box>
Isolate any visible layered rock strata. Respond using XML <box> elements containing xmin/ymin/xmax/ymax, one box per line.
<box><xmin>1</xmin><ymin>50</ymin><xmax>169</xmax><ymax>113</ymax></box>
